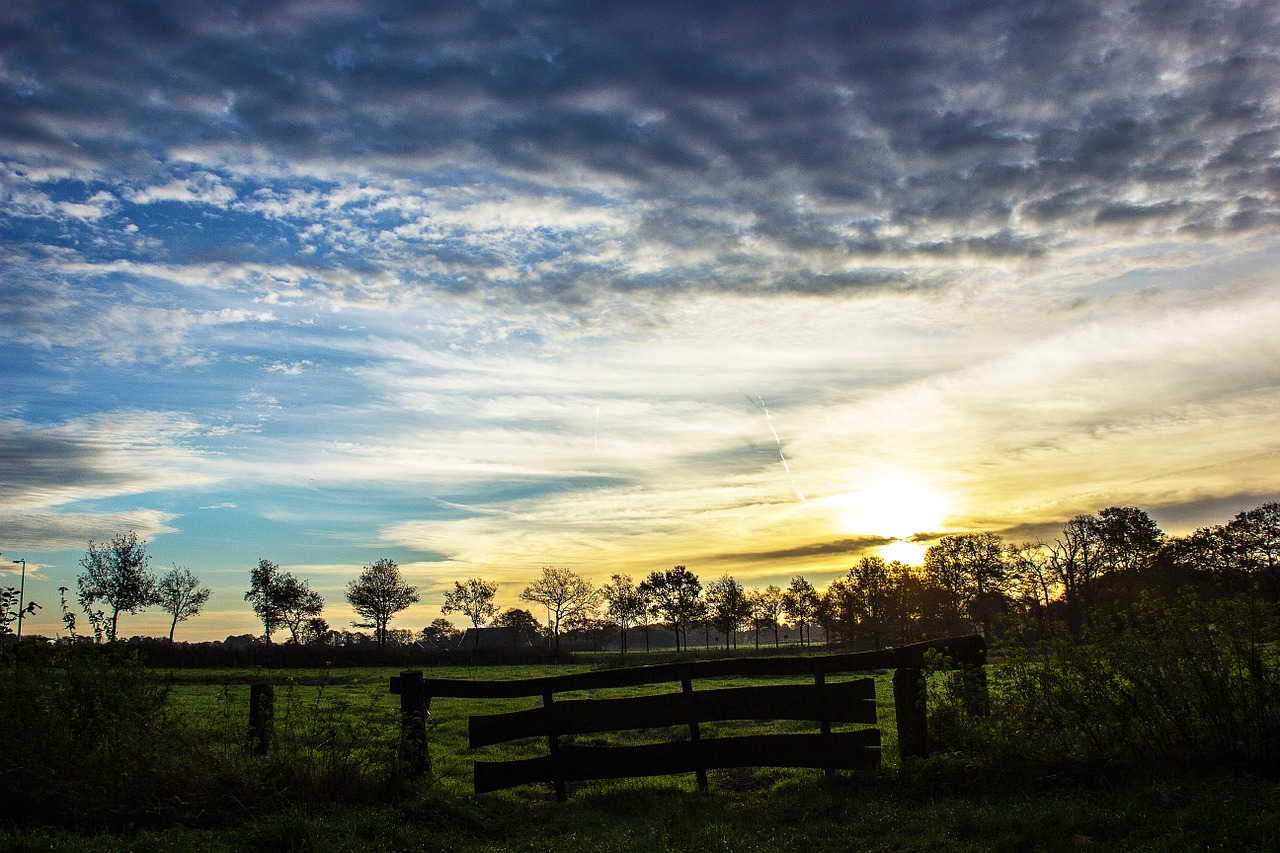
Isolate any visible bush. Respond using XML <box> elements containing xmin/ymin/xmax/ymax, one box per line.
<box><xmin>0</xmin><ymin>644</ymin><xmax>225</xmax><ymax>828</ymax></box>
<box><xmin>931</xmin><ymin>592</ymin><xmax>1280</xmax><ymax>779</ymax></box>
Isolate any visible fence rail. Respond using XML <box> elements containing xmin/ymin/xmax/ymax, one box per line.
<box><xmin>390</xmin><ymin>635</ymin><xmax>985</xmax><ymax>799</ymax></box>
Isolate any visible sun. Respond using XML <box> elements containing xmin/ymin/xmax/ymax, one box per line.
<box><xmin>830</xmin><ymin>471</ymin><xmax>950</xmax><ymax>564</ymax></box>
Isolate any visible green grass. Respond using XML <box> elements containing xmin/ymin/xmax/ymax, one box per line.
<box><xmin>7</xmin><ymin>643</ymin><xmax>1280</xmax><ymax>851</ymax></box>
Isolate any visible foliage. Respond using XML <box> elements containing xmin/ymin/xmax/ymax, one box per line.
<box><xmin>157</xmin><ymin>565</ymin><xmax>212</xmax><ymax>643</ymax></box>
<box><xmin>933</xmin><ymin>591</ymin><xmax>1280</xmax><ymax>778</ymax></box>
<box><xmin>640</xmin><ymin>566</ymin><xmax>703</xmax><ymax>652</ymax></box>
<box><xmin>518</xmin><ymin>566</ymin><xmax>600</xmax><ymax>652</ymax></box>
<box><xmin>245</xmin><ymin>560</ymin><xmax>325</xmax><ymax>645</ymax></box>
<box><xmin>600</xmin><ymin>573</ymin><xmax>646</xmax><ymax>654</ymax></box>
<box><xmin>442</xmin><ymin>578</ymin><xmax>500</xmax><ymax>642</ymax></box>
<box><xmin>77</xmin><ymin>531</ymin><xmax>159</xmax><ymax>642</ymax></box>
<box><xmin>704</xmin><ymin>575</ymin><xmax>751</xmax><ymax>649</ymax></box>
<box><xmin>346</xmin><ymin>558</ymin><xmax>420</xmax><ymax>651</ymax></box>
<box><xmin>781</xmin><ymin>575</ymin><xmax>818</xmax><ymax>646</ymax></box>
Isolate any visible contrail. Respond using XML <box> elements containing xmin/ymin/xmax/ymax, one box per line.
<box><xmin>756</xmin><ymin>396</ymin><xmax>806</xmax><ymax>502</ymax></box>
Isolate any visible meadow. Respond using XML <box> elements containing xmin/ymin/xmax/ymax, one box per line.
<box><xmin>4</xmin><ymin>594</ymin><xmax>1280</xmax><ymax>852</ymax></box>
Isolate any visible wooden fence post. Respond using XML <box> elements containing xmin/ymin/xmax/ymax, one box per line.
<box><xmin>893</xmin><ymin>667</ymin><xmax>928</xmax><ymax>760</ymax></box>
<box><xmin>248</xmin><ymin>683</ymin><xmax>274</xmax><ymax>755</ymax></box>
<box><xmin>543</xmin><ymin>692</ymin><xmax>567</xmax><ymax>802</ymax></box>
<box><xmin>814</xmin><ymin>671</ymin><xmax>834</xmax><ymax>779</ymax></box>
<box><xmin>682</xmin><ymin>676</ymin><xmax>708</xmax><ymax>791</ymax></box>
<box><xmin>398</xmin><ymin>669</ymin><xmax>431</xmax><ymax>777</ymax></box>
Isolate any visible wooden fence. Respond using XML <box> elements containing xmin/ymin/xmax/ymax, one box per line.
<box><xmin>390</xmin><ymin>635</ymin><xmax>986</xmax><ymax>800</ymax></box>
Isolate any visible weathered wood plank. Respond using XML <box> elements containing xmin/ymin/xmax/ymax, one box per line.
<box><xmin>469</xmin><ymin>678</ymin><xmax>876</xmax><ymax>747</ymax></box>
<box><xmin>473</xmin><ymin>730</ymin><xmax>881</xmax><ymax>794</ymax></box>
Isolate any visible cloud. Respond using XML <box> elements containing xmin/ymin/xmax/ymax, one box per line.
<box><xmin>0</xmin><ymin>413</ymin><xmax>217</xmax><ymax>510</ymax></box>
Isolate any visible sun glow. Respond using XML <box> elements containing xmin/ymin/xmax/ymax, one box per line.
<box><xmin>831</xmin><ymin>471</ymin><xmax>950</xmax><ymax>566</ymax></box>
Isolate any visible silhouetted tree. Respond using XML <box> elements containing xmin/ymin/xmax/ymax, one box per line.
<box><xmin>923</xmin><ymin>533</ymin><xmax>1009</xmax><ymax>637</ymax></box>
<box><xmin>278</xmin><ymin>578</ymin><xmax>325</xmax><ymax>644</ymax></box>
<box><xmin>346</xmin><ymin>558</ymin><xmax>420</xmax><ymax>651</ymax></box>
<box><xmin>601</xmin><ymin>573</ymin><xmax>646</xmax><ymax>653</ymax></box>
<box><xmin>782</xmin><ymin>576</ymin><xmax>818</xmax><ymax>647</ymax></box>
<box><xmin>245</xmin><ymin>559</ymin><xmax>287</xmax><ymax>644</ymax></box>
<box><xmin>705</xmin><ymin>575</ymin><xmax>751</xmax><ymax>649</ymax></box>
<box><xmin>156</xmin><ymin>565</ymin><xmax>212</xmax><ymax>643</ymax></box>
<box><xmin>493</xmin><ymin>607</ymin><xmax>544</xmax><ymax>646</ymax></box>
<box><xmin>77</xmin><ymin>531</ymin><xmax>160</xmax><ymax>642</ymax></box>
<box><xmin>421</xmin><ymin>617</ymin><xmax>461</xmax><ymax>648</ymax></box>
<box><xmin>752</xmin><ymin>584</ymin><xmax>785</xmax><ymax>648</ymax></box>
<box><xmin>519</xmin><ymin>566</ymin><xmax>600</xmax><ymax>652</ymax></box>
<box><xmin>442</xmin><ymin>577</ymin><xmax>499</xmax><ymax>648</ymax></box>
<box><xmin>640</xmin><ymin>566</ymin><xmax>702</xmax><ymax>651</ymax></box>
<box><xmin>1048</xmin><ymin>516</ymin><xmax>1106</xmax><ymax>636</ymax></box>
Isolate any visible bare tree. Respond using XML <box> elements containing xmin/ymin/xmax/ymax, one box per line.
<box><xmin>346</xmin><ymin>558</ymin><xmax>420</xmax><ymax>651</ymax></box>
<box><xmin>442</xmin><ymin>577</ymin><xmax>499</xmax><ymax>648</ymax></box>
<box><xmin>77</xmin><ymin>531</ymin><xmax>160</xmax><ymax>642</ymax></box>
<box><xmin>519</xmin><ymin>566</ymin><xmax>601</xmax><ymax>652</ymax></box>
<box><xmin>156</xmin><ymin>565</ymin><xmax>212</xmax><ymax>643</ymax></box>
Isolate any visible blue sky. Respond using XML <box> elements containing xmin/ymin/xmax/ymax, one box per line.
<box><xmin>2</xmin><ymin>0</ymin><xmax>1279</xmax><ymax>641</ymax></box>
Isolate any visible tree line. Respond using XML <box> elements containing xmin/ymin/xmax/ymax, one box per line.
<box><xmin>4</xmin><ymin>500</ymin><xmax>1275</xmax><ymax>652</ymax></box>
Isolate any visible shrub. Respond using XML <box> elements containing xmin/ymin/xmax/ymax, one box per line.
<box><xmin>932</xmin><ymin>592</ymin><xmax>1280</xmax><ymax>779</ymax></box>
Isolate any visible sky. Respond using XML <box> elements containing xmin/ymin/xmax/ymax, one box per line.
<box><xmin>2</xmin><ymin>0</ymin><xmax>1279</xmax><ymax>642</ymax></box>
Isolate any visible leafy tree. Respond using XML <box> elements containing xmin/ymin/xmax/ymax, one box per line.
<box><xmin>346</xmin><ymin>558</ymin><xmax>420</xmax><ymax>651</ymax></box>
<box><xmin>600</xmin><ymin>573</ymin><xmax>646</xmax><ymax>654</ymax></box>
<box><xmin>244</xmin><ymin>559</ymin><xmax>289</xmax><ymax>644</ymax></box>
<box><xmin>1225</xmin><ymin>501</ymin><xmax>1280</xmax><ymax>600</ymax></box>
<box><xmin>782</xmin><ymin>576</ymin><xmax>818</xmax><ymax>646</ymax></box>
<box><xmin>519</xmin><ymin>566</ymin><xmax>600</xmax><ymax>652</ymax></box>
<box><xmin>277</xmin><ymin>579</ymin><xmax>325</xmax><ymax>644</ymax></box>
<box><xmin>493</xmin><ymin>607</ymin><xmax>544</xmax><ymax>646</ymax></box>
<box><xmin>923</xmin><ymin>532</ymin><xmax>1009</xmax><ymax>636</ymax></box>
<box><xmin>422</xmin><ymin>617</ymin><xmax>461</xmax><ymax>648</ymax></box>
<box><xmin>1047</xmin><ymin>516</ymin><xmax>1107</xmax><ymax>636</ymax></box>
<box><xmin>640</xmin><ymin>566</ymin><xmax>702</xmax><ymax>651</ymax></box>
<box><xmin>705</xmin><ymin>575</ymin><xmax>751</xmax><ymax>649</ymax></box>
<box><xmin>752</xmin><ymin>584</ymin><xmax>785</xmax><ymax>647</ymax></box>
<box><xmin>156</xmin><ymin>565</ymin><xmax>212</xmax><ymax>643</ymax></box>
<box><xmin>298</xmin><ymin>616</ymin><xmax>331</xmax><ymax>645</ymax></box>
<box><xmin>77</xmin><ymin>531</ymin><xmax>160</xmax><ymax>642</ymax></box>
<box><xmin>442</xmin><ymin>577</ymin><xmax>499</xmax><ymax>648</ymax></box>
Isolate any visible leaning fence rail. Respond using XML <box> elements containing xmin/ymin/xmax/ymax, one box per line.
<box><xmin>390</xmin><ymin>634</ymin><xmax>986</xmax><ymax>800</ymax></box>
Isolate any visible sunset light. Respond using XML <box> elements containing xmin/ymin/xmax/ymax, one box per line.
<box><xmin>2</xmin><ymin>0</ymin><xmax>1278</xmax><ymax>642</ymax></box>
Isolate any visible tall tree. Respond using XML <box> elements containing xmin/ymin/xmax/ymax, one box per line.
<box><xmin>244</xmin><ymin>559</ymin><xmax>289</xmax><ymax>644</ymax></box>
<box><xmin>77</xmin><ymin>531</ymin><xmax>160</xmax><ymax>642</ymax></box>
<box><xmin>346</xmin><ymin>558</ymin><xmax>420</xmax><ymax>651</ymax></box>
<box><xmin>1225</xmin><ymin>501</ymin><xmax>1280</xmax><ymax>600</ymax></box>
<box><xmin>1048</xmin><ymin>516</ymin><xmax>1106</xmax><ymax>636</ymax></box>
<box><xmin>782</xmin><ymin>576</ymin><xmax>818</xmax><ymax>646</ymax></box>
<box><xmin>640</xmin><ymin>566</ymin><xmax>702</xmax><ymax>651</ymax></box>
<box><xmin>519</xmin><ymin>566</ymin><xmax>600</xmax><ymax>652</ymax></box>
<box><xmin>923</xmin><ymin>532</ymin><xmax>1009</xmax><ymax>636</ymax></box>
<box><xmin>600</xmin><ymin>573</ymin><xmax>646</xmax><ymax>654</ymax></box>
<box><xmin>753</xmin><ymin>584</ymin><xmax>785</xmax><ymax>648</ymax></box>
<box><xmin>156</xmin><ymin>565</ymin><xmax>212</xmax><ymax>643</ymax></box>
<box><xmin>278</xmin><ymin>578</ymin><xmax>325</xmax><ymax>644</ymax></box>
<box><xmin>442</xmin><ymin>577</ymin><xmax>499</xmax><ymax>648</ymax></box>
<box><xmin>705</xmin><ymin>575</ymin><xmax>751</xmax><ymax>649</ymax></box>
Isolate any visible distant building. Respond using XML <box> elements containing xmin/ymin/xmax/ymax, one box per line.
<box><xmin>457</xmin><ymin>626</ymin><xmax>532</xmax><ymax>650</ymax></box>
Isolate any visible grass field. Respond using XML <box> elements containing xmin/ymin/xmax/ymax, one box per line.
<box><xmin>5</xmin><ymin>651</ymin><xmax>1280</xmax><ymax>851</ymax></box>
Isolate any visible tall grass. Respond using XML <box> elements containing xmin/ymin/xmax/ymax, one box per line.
<box><xmin>931</xmin><ymin>592</ymin><xmax>1280</xmax><ymax>779</ymax></box>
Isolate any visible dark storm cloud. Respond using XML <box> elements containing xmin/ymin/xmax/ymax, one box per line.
<box><xmin>2</xmin><ymin>0</ymin><xmax>1278</xmax><ymax>304</ymax></box>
